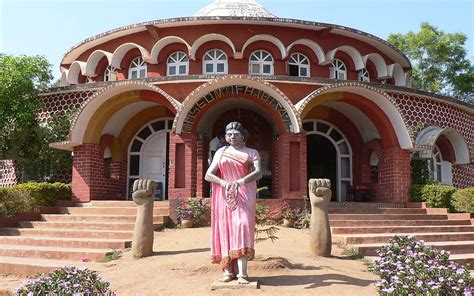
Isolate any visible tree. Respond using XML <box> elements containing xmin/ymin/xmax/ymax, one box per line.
<box><xmin>0</xmin><ymin>53</ymin><xmax>72</xmax><ymax>182</ymax></box>
<box><xmin>388</xmin><ymin>23</ymin><xmax>473</xmax><ymax>103</ymax></box>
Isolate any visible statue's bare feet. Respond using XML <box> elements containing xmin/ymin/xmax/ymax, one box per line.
<box><xmin>237</xmin><ymin>275</ymin><xmax>249</xmax><ymax>284</ymax></box>
<box><xmin>217</xmin><ymin>274</ymin><xmax>235</xmax><ymax>283</ymax></box>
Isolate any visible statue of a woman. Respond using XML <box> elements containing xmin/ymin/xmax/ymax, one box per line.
<box><xmin>205</xmin><ymin>122</ymin><xmax>262</xmax><ymax>284</ymax></box>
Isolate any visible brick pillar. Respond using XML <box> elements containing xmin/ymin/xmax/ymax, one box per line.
<box><xmin>196</xmin><ymin>135</ymin><xmax>209</xmax><ymax>198</ymax></box>
<box><xmin>377</xmin><ymin>147</ymin><xmax>411</xmax><ymax>202</ymax></box>
<box><xmin>274</xmin><ymin>132</ymin><xmax>307</xmax><ymax>200</ymax></box>
<box><xmin>72</xmin><ymin>144</ymin><xmax>101</xmax><ymax>202</ymax></box>
<box><xmin>168</xmin><ymin>132</ymin><xmax>197</xmax><ymax>200</ymax></box>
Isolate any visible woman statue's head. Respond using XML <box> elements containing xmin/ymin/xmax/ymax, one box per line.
<box><xmin>225</xmin><ymin>122</ymin><xmax>245</xmax><ymax>147</ymax></box>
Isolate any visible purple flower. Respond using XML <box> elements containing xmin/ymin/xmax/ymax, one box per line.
<box><xmin>416</xmin><ymin>280</ymin><xmax>423</xmax><ymax>287</ymax></box>
<box><xmin>438</xmin><ymin>277</ymin><xmax>444</xmax><ymax>282</ymax></box>
<box><xmin>464</xmin><ymin>287</ymin><xmax>472</xmax><ymax>296</ymax></box>
<box><xmin>456</xmin><ymin>268</ymin><xmax>465</xmax><ymax>275</ymax></box>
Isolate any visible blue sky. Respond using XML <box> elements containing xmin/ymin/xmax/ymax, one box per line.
<box><xmin>1</xmin><ymin>0</ymin><xmax>473</xmax><ymax>80</ymax></box>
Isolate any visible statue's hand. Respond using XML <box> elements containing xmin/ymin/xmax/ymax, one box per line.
<box><xmin>309</xmin><ymin>178</ymin><xmax>332</xmax><ymax>206</ymax></box>
<box><xmin>132</xmin><ymin>179</ymin><xmax>156</xmax><ymax>205</ymax></box>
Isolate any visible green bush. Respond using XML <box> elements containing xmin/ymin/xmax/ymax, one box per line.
<box><xmin>0</xmin><ymin>182</ymin><xmax>71</xmax><ymax>218</ymax></box>
<box><xmin>451</xmin><ymin>187</ymin><xmax>474</xmax><ymax>213</ymax></box>
<box><xmin>410</xmin><ymin>183</ymin><xmax>456</xmax><ymax>210</ymax></box>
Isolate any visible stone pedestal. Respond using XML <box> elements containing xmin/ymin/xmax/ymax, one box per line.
<box><xmin>211</xmin><ymin>280</ymin><xmax>259</xmax><ymax>290</ymax></box>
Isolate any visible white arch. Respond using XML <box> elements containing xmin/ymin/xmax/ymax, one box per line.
<box><xmin>70</xmin><ymin>81</ymin><xmax>181</xmax><ymax>145</ymax></box>
<box><xmin>66</xmin><ymin>61</ymin><xmax>87</xmax><ymax>85</ymax></box>
<box><xmin>150</xmin><ymin>36</ymin><xmax>192</xmax><ymax>62</ymax></box>
<box><xmin>110</xmin><ymin>43</ymin><xmax>152</xmax><ymax>69</ymax></box>
<box><xmin>189</xmin><ymin>33</ymin><xmax>236</xmax><ymax>60</ymax></box>
<box><xmin>174</xmin><ymin>75</ymin><xmax>301</xmax><ymax>134</ymax></box>
<box><xmin>296</xmin><ymin>83</ymin><xmax>413</xmax><ymax>149</ymax></box>
<box><xmin>60</xmin><ymin>70</ymin><xmax>69</xmax><ymax>87</ymax></box>
<box><xmin>326</xmin><ymin>45</ymin><xmax>365</xmax><ymax>70</ymax></box>
<box><xmin>85</xmin><ymin>50</ymin><xmax>113</xmax><ymax>76</ymax></box>
<box><xmin>362</xmin><ymin>53</ymin><xmax>388</xmax><ymax>78</ymax></box>
<box><xmin>387</xmin><ymin>63</ymin><xmax>406</xmax><ymax>86</ymax></box>
<box><xmin>286</xmin><ymin>39</ymin><xmax>327</xmax><ymax>64</ymax></box>
<box><xmin>416</xmin><ymin>126</ymin><xmax>470</xmax><ymax>164</ymax></box>
<box><xmin>241</xmin><ymin>34</ymin><xmax>286</xmax><ymax>59</ymax></box>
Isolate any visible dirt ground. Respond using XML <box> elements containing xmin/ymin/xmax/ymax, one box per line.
<box><xmin>0</xmin><ymin>227</ymin><xmax>378</xmax><ymax>296</ymax></box>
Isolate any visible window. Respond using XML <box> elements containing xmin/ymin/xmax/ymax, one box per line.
<box><xmin>128</xmin><ymin>57</ymin><xmax>147</xmax><ymax>79</ymax></box>
<box><xmin>167</xmin><ymin>51</ymin><xmax>189</xmax><ymax>76</ymax></box>
<box><xmin>249</xmin><ymin>50</ymin><xmax>274</xmax><ymax>75</ymax></box>
<box><xmin>431</xmin><ymin>145</ymin><xmax>442</xmax><ymax>182</ymax></box>
<box><xmin>203</xmin><ymin>49</ymin><xmax>227</xmax><ymax>74</ymax></box>
<box><xmin>104</xmin><ymin>66</ymin><xmax>118</xmax><ymax>82</ymax></box>
<box><xmin>288</xmin><ymin>53</ymin><xmax>310</xmax><ymax>77</ymax></box>
<box><xmin>358</xmin><ymin>68</ymin><xmax>370</xmax><ymax>82</ymax></box>
<box><xmin>85</xmin><ymin>76</ymin><xmax>94</xmax><ymax>84</ymax></box>
<box><xmin>329</xmin><ymin>59</ymin><xmax>347</xmax><ymax>80</ymax></box>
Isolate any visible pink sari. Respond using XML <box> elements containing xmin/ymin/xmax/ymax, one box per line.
<box><xmin>211</xmin><ymin>147</ymin><xmax>260</xmax><ymax>269</ymax></box>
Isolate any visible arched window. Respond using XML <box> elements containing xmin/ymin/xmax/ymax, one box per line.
<box><xmin>249</xmin><ymin>50</ymin><xmax>274</xmax><ymax>75</ymax></box>
<box><xmin>288</xmin><ymin>53</ymin><xmax>310</xmax><ymax>77</ymax></box>
<box><xmin>431</xmin><ymin>145</ymin><xmax>443</xmax><ymax>182</ymax></box>
<box><xmin>203</xmin><ymin>49</ymin><xmax>228</xmax><ymax>74</ymax></box>
<box><xmin>167</xmin><ymin>51</ymin><xmax>189</xmax><ymax>76</ymax></box>
<box><xmin>103</xmin><ymin>146</ymin><xmax>112</xmax><ymax>178</ymax></box>
<box><xmin>358</xmin><ymin>68</ymin><xmax>370</xmax><ymax>82</ymax></box>
<box><xmin>128</xmin><ymin>57</ymin><xmax>147</xmax><ymax>79</ymax></box>
<box><xmin>104</xmin><ymin>66</ymin><xmax>118</xmax><ymax>82</ymax></box>
<box><xmin>329</xmin><ymin>59</ymin><xmax>347</xmax><ymax>80</ymax></box>
<box><xmin>370</xmin><ymin>151</ymin><xmax>379</xmax><ymax>183</ymax></box>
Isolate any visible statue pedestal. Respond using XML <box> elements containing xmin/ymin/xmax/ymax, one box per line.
<box><xmin>211</xmin><ymin>280</ymin><xmax>259</xmax><ymax>290</ymax></box>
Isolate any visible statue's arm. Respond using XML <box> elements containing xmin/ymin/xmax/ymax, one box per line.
<box><xmin>204</xmin><ymin>151</ymin><xmax>226</xmax><ymax>187</ymax></box>
<box><xmin>236</xmin><ymin>157</ymin><xmax>262</xmax><ymax>186</ymax></box>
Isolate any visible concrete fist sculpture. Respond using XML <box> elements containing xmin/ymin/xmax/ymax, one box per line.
<box><xmin>132</xmin><ymin>179</ymin><xmax>156</xmax><ymax>258</ymax></box>
<box><xmin>308</xmin><ymin>178</ymin><xmax>332</xmax><ymax>257</ymax></box>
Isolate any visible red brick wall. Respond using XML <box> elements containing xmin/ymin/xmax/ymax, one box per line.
<box><xmin>168</xmin><ymin>133</ymin><xmax>196</xmax><ymax>199</ymax></box>
<box><xmin>72</xmin><ymin>144</ymin><xmax>127</xmax><ymax>202</ymax></box>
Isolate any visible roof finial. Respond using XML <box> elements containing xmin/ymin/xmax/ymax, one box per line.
<box><xmin>194</xmin><ymin>0</ymin><xmax>277</xmax><ymax>18</ymax></box>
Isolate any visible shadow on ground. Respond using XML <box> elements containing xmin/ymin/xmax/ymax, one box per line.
<box><xmin>254</xmin><ymin>273</ymin><xmax>373</xmax><ymax>289</ymax></box>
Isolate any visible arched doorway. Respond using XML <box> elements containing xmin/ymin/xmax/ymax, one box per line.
<box><xmin>304</xmin><ymin>120</ymin><xmax>352</xmax><ymax>201</ymax></box>
<box><xmin>128</xmin><ymin>118</ymin><xmax>173</xmax><ymax>200</ymax></box>
<box><xmin>211</xmin><ymin>108</ymin><xmax>274</xmax><ymax>198</ymax></box>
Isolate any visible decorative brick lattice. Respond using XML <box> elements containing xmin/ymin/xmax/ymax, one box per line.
<box><xmin>390</xmin><ymin>91</ymin><xmax>473</xmax><ymax>189</ymax></box>
<box><xmin>389</xmin><ymin>92</ymin><xmax>473</xmax><ymax>152</ymax></box>
<box><xmin>38</xmin><ymin>90</ymin><xmax>98</xmax><ymax>123</ymax></box>
<box><xmin>0</xmin><ymin>160</ymin><xmax>17</xmax><ymax>187</ymax></box>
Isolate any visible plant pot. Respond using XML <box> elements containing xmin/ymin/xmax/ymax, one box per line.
<box><xmin>181</xmin><ymin>219</ymin><xmax>193</xmax><ymax>228</ymax></box>
<box><xmin>282</xmin><ymin>219</ymin><xmax>294</xmax><ymax>228</ymax></box>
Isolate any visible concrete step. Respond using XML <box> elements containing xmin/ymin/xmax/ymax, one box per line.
<box><xmin>0</xmin><ymin>228</ymin><xmax>134</xmax><ymax>239</ymax></box>
<box><xmin>82</xmin><ymin>200</ymin><xmax>170</xmax><ymax>207</ymax></box>
<box><xmin>330</xmin><ymin>219</ymin><xmax>470</xmax><ymax>227</ymax></box>
<box><xmin>352</xmin><ymin>241</ymin><xmax>474</xmax><ymax>256</ymax></box>
<box><xmin>0</xmin><ymin>236</ymin><xmax>131</xmax><ymax>249</ymax></box>
<box><xmin>41</xmin><ymin>214</ymin><xmax>167</xmax><ymax>223</ymax></box>
<box><xmin>334</xmin><ymin>232</ymin><xmax>474</xmax><ymax>245</ymax></box>
<box><xmin>332</xmin><ymin>225</ymin><xmax>474</xmax><ymax>235</ymax></box>
<box><xmin>329</xmin><ymin>214</ymin><xmax>448</xmax><ymax>221</ymax></box>
<box><xmin>18</xmin><ymin>221</ymin><xmax>164</xmax><ymax>231</ymax></box>
<box><xmin>57</xmin><ymin>207</ymin><xmax>168</xmax><ymax>215</ymax></box>
<box><xmin>0</xmin><ymin>244</ymin><xmax>111</xmax><ymax>261</ymax></box>
<box><xmin>450</xmin><ymin>253</ymin><xmax>474</xmax><ymax>269</ymax></box>
<box><xmin>328</xmin><ymin>208</ymin><xmax>427</xmax><ymax>214</ymax></box>
<box><xmin>0</xmin><ymin>256</ymin><xmax>71</xmax><ymax>276</ymax></box>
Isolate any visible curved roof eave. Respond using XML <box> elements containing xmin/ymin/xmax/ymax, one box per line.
<box><xmin>61</xmin><ymin>16</ymin><xmax>412</xmax><ymax>69</ymax></box>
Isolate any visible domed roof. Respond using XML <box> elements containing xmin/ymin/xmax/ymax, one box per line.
<box><xmin>193</xmin><ymin>0</ymin><xmax>277</xmax><ymax>18</ymax></box>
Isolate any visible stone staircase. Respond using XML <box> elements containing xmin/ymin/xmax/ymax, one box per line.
<box><xmin>330</xmin><ymin>202</ymin><xmax>474</xmax><ymax>279</ymax></box>
<box><xmin>0</xmin><ymin>200</ymin><xmax>169</xmax><ymax>276</ymax></box>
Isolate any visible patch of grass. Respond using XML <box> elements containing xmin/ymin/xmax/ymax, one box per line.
<box><xmin>341</xmin><ymin>245</ymin><xmax>364</xmax><ymax>260</ymax></box>
<box><xmin>97</xmin><ymin>249</ymin><xmax>122</xmax><ymax>263</ymax></box>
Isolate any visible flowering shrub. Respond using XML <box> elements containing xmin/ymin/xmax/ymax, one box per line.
<box><xmin>14</xmin><ymin>265</ymin><xmax>115</xmax><ymax>295</ymax></box>
<box><xmin>369</xmin><ymin>235</ymin><xmax>472</xmax><ymax>295</ymax></box>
